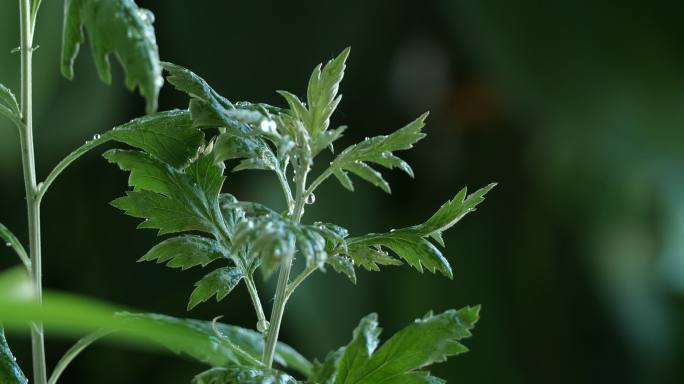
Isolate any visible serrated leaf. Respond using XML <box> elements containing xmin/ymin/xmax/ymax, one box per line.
<box><xmin>164</xmin><ymin>62</ymin><xmax>287</xmax><ymax>174</ymax></box>
<box><xmin>139</xmin><ymin>235</ymin><xmax>224</xmax><ymax>270</ymax></box>
<box><xmin>305</xmin><ymin>47</ymin><xmax>350</xmax><ymax>138</ymax></box>
<box><xmin>106</xmin><ymin>149</ymin><xmax>225</xmax><ymax>236</ymax></box>
<box><xmin>326</xmin><ymin>256</ymin><xmax>356</xmax><ymax>284</ymax></box>
<box><xmin>345</xmin><ymin>184</ymin><xmax>495</xmax><ymax>277</ymax></box>
<box><xmin>192</xmin><ymin>367</ymin><xmax>296</xmax><ymax>384</ymax></box>
<box><xmin>106</xmin><ymin>109</ymin><xmax>202</xmax><ymax>167</ymax></box>
<box><xmin>111</xmin><ymin>190</ymin><xmax>213</xmax><ymax>235</ymax></box>
<box><xmin>61</xmin><ymin>0</ymin><xmax>163</xmax><ymax>113</ymax></box>
<box><xmin>0</xmin><ymin>326</ymin><xmax>27</xmax><ymax>384</ymax></box>
<box><xmin>306</xmin><ymin>348</ymin><xmax>345</xmax><ymax>384</ymax></box>
<box><xmin>188</xmin><ymin>267</ymin><xmax>244</xmax><ymax>310</ymax></box>
<box><xmin>415</xmin><ymin>183</ymin><xmax>497</xmax><ymax>237</ymax></box>
<box><xmin>333</xmin><ymin>307</ymin><xmax>479</xmax><ymax>384</ymax></box>
<box><xmin>326</xmin><ymin>113</ymin><xmax>428</xmax><ymax>193</ymax></box>
<box><xmin>233</xmin><ymin>214</ymin><xmax>330</xmax><ymax>279</ymax></box>
<box><xmin>334</xmin><ymin>313</ymin><xmax>381</xmax><ymax>384</ymax></box>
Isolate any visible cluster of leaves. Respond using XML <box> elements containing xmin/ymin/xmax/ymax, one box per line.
<box><xmin>1</xmin><ymin>0</ymin><xmax>495</xmax><ymax>380</ymax></box>
<box><xmin>99</xmin><ymin>46</ymin><xmax>494</xmax><ymax>382</ymax></box>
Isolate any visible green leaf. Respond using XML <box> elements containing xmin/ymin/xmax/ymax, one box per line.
<box><xmin>415</xmin><ymin>183</ymin><xmax>497</xmax><ymax>238</ymax></box>
<box><xmin>120</xmin><ymin>313</ymin><xmax>312</xmax><ymax>376</ymax></box>
<box><xmin>139</xmin><ymin>235</ymin><xmax>224</xmax><ymax>270</ymax></box>
<box><xmin>61</xmin><ymin>0</ymin><xmax>163</xmax><ymax>113</ymax></box>
<box><xmin>232</xmin><ymin>214</ymin><xmax>330</xmax><ymax>279</ymax></box>
<box><xmin>192</xmin><ymin>367</ymin><xmax>296</xmax><ymax>384</ymax></box>
<box><xmin>0</xmin><ymin>223</ymin><xmax>30</xmax><ymax>270</ymax></box>
<box><xmin>332</xmin><ymin>307</ymin><xmax>480</xmax><ymax>384</ymax></box>
<box><xmin>0</xmin><ymin>326</ymin><xmax>27</xmax><ymax>384</ymax></box>
<box><xmin>106</xmin><ymin>150</ymin><xmax>225</xmax><ymax>236</ymax></box>
<box><xmin>188</xmin><ymin>267</ymin><xmax>244</xmax><ymax>310</ymax></box>
<box><xmin>326</xmin><ymin>113</ymin><xmax>428</xmax><ymax>193</ymax></box>
<box><xmin>0</xmin><ymin>83</ymin><xmax>20</xmax><ymax>116</ymax></box>
<box><xmin>0</xmin><ymin>271</ymin><xmax>311</xmax><ymax>371</ymax></box>
<box><xmin>106</xmin><ymin>109</ymin><xmax>202</xmax><ymax>168</ymax></box>
<box><xmin>306</xmin><ymin>348</ymin><xmax>345</xmax><ymax>384</ymax></box>
<box><xmin>0</xmin><ymin>83</ymin><xmax>21</xmax><ymax>128</ymax></box>
<box><xmin>345</xmin><ymin>184</ymin><xmax>496</xmax><ymax>278</ymax></box>
<box><xmin>334</xmin><ymin>313</ymin><xmax>381</xmax><ymax>384</ymax></box>
<box><xmin>163</xmin><ymin>62</ymin><xmax>287</xmax><ymax>174</ymax></box>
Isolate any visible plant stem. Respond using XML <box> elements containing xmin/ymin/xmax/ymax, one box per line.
<box><xmin>244</xmin><ymin>276</ymin><xmax>267</xmax><ymax>328</ymax></box>
<box><xmin>18</xmin><ymin>0</ymin><xmax>47</xmax><ymax>383</ymax></box>
<box><xmin>262</xmin><ymin>159</ymin><xmax>310</xmax><ymax>367</ymax></box>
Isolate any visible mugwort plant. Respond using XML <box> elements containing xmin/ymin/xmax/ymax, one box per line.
<box><xmin>0</xmin><ymin>1</ymin><xmax>495</xmax><ymax>383</ymax></box>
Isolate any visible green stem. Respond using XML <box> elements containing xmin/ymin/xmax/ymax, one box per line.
<box><xmin>262</xmin><ymin>159</ymin><xmax>310</xmax><ymax>367</ymax></box>
<box><xmin>284</xmin><ymin>266</ymin><xmax>316</xmax><ymax>302</ymax></box>
<box><xmin>18</xmin><ymin>0</ymin><xmax>47</xmax><ymax>382</ymax></box>
<box><xmin>304</xmin><ymin>167</ymin><xmax>333</xmax><ymax>198</ymax></box>
<box><xmin>244</xmin><ymin>275</ymin><xmax>267</xmax><ymax>329</ymax></box>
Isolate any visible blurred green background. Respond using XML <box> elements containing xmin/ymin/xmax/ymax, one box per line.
<box><xmin>2</xmin><ymin>0</ymin><xmax>684</xmax><ymax>382</ymax></box>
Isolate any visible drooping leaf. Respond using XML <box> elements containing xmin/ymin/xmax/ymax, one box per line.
<box><xmin>325</xmin><ymin>113</ymin><xmax>428</xmax><ymax>193</ymax></box>
<box><xmin>119</xmin><ymin>313</ymin><xmax>312</xmax><ymax>376</ymax></box>
<box><xmin>192</xmin><ymin>367</ymin><xmax>296</xmax><ymax>384</ymax></box>
<box><xmin>61</xmin><ymin>0</ymin><xmax>163</xmax><ymax>113</ymax></box>
<box><xmin>345</xmin><ymin>184</ymin><xmax>496</xmax><ymax>278</ymax></box>
<box><xmin>163</xmin><ymin>62</ymin><xmax>287</xmax><ymax>173</ymax></box>
<box><xmin>139</xmin><ymin>235</ymin><xmax>225</xmax><ymax>270</ymax></box>
<box><xmin>187</xmin><ymin>267</ymin><xmax>244</xmax><ymax>310</ymax></box>
<box><xmin>332</xmin><ymin>307</ymin><xmax>480</xmax><ymax>384</ymax></box>
<box><xmin>0</xmin><ymin>272</ymin><xmax>313</xmax><ymax>372</ymax></box>
<box><xmin>0</xmin><ymin>326</ymin><xmax>27</xmax><ymax>384</ymax></box>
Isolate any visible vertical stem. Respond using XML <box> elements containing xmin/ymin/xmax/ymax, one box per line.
<box><xmin>262</xmin><ymin>160</ymin><xmax>310</xmax><ymax>367</ymax></box>
<box><xmin>18</xmin><ymin>0</ymin><xmax>47</xmax><ymax>383</ymax></box>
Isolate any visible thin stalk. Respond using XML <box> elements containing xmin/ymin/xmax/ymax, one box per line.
<box><xmin>18</xmin><ymin>0</ymin><xmax>47</xmax><ymax>382</ymax></box>
<box><xmin>243</xmin><ymin>276</ymin><xmax>267</xmax><ymax>328</ymax></box>
<box><xmin>284</xmin><ymin>266</ymin><xmax>316</xmax><ymax>302</ymax></box>
<box><xmin>262</xmin><ymin>160</ymin><xmax>310</xmax><ymax>367</ymax></box>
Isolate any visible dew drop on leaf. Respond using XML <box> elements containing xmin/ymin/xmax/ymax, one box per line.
<box><xmin>305</xmin><ymin>193</ymin><xmax>316</xmax><ymax>205</ymax></box>
<box><xmin>5</xmin><ymin>242</ymin><xmax>11</xmax><ymax>247</ymax></box>
<box><xmin>93</xmin><ymin>133</ymin><xmax>101</xmax><ymax>140</ymax></box>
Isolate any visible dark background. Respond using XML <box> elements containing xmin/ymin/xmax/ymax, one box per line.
<box><xmin>2</xmin><ymin>0</ymin><xmax>684</xmax><ymax>383</ymax></box>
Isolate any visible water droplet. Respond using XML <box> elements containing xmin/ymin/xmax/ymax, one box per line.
<box><xmin>5</xmin><ymin>242</ymin><xmax>11</xmax><ymax>247</ymax></box>
<box><xmin>93</xmin><ymin>133</ymin><xmax>101</xmax><ymax>140</ymax></box>
<box><xmin>259</xmin><ymin>119</ymin><xmax>277</xmax><ymax>134</ymax></box>
<box><xmin>381</xmin><ymin>151</ymin><xmax>391</xmax><ymax>158</ymax></box>
<box><xmin>364</xmin><ymin>137</ymin><xmax>369</xmax><ymax>141</ymax></box>
<box><xmin>389</xmin><ymin>228</ymin><xmax>396</xmax><ymax>232</ymax></box>
<box><xmin>257</xmin><ymin>319</ymin><xmax>270</xmax><ymax>333</ymax></box>
<box><xmin>305</xmin><ymin>194</ymin><xmax>316</xmax><ymax>205</ymax></box>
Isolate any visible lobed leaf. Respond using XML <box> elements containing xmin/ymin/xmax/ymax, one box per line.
<box><xmin>105</xmin><ymin>150</ymin><xmax>225</xmax><ymax>236</ymax></box>
<box><xmin>326</xmin><ymin>113</ymin><xmax>428</xmax><ymax>193</ymax></box>
<box><xmin>344</xmin><ymin>184</ymin><xmax>496</xmax><ymax>278</ymax></box>
<box><xmin>187</xmin><ymin>267</ymin><xmax>244</xmax><ymax>310</ymax></box>
<box><xmin>329</xmin><ymin>307</ymin><xmax>479</xmax><ymax>384</ymax></box>
<box><xmin>106</xmin><ymin>109</ymin><xmax>202</xmax><ymax>167</ymax></box>
<box><xmin>139</xmin><ymin>235</ymin><xmax>224</xmax><ymax>270</ymax></box>
<box><xmin>61</xmin><ymin>0</ymin><xmax>163</xmax><ymax>113</ymax></box>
